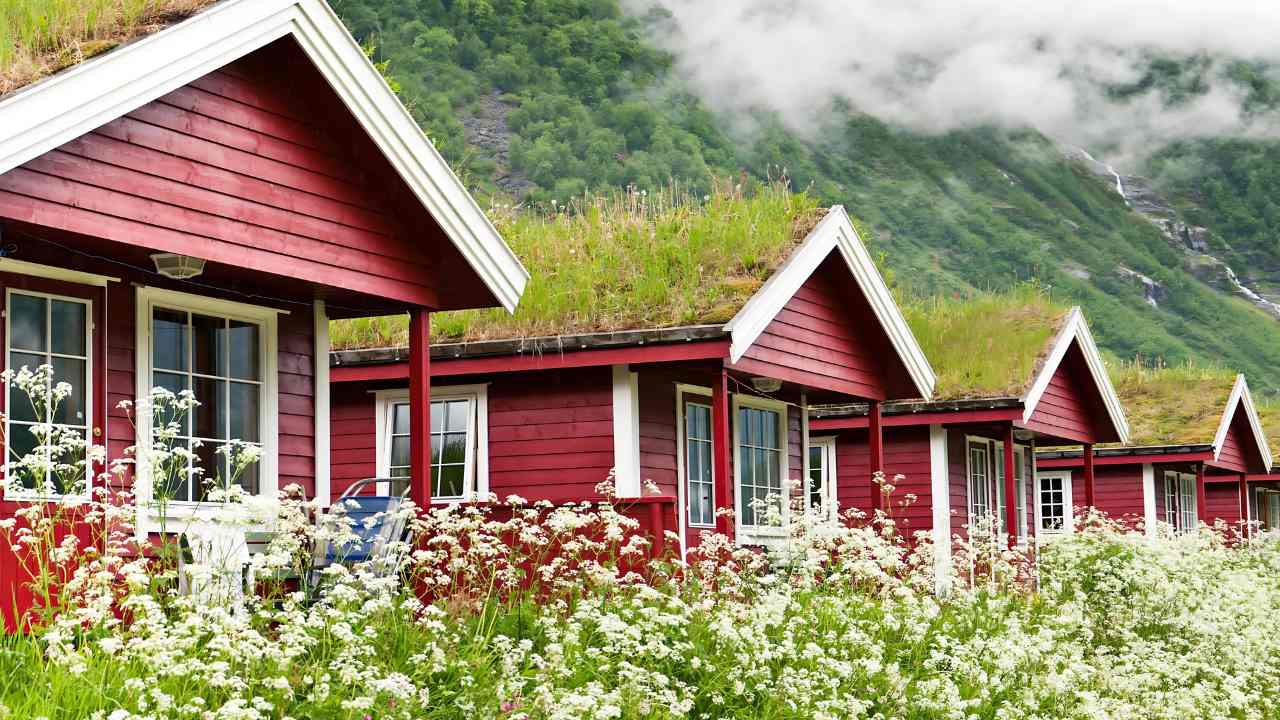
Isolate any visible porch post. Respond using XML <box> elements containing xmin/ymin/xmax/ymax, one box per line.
<box><xmin>868</xmin><ymin>400</ymin><xmax>884</xmax><ymax>513</ymax></box>
<box><xmin>712</xmin><ymin>368</ymin><xmax>734</xmax><ymax>541</ymax></box>
<box><xmin>1003</xmin><ymin>425</ymin><xmax>1017</xmax><ymax>547</ymax></box>
<box><xmin>1082</xmin><ymin>443</ymin><xmax>1096</xmax><ymax>510</ymax></box>
<box><xmin>408</xmin><ymin>308</ymin><xmax>432</xmax><ymax>507</ymax></box>
<box><xmin>1196</xmin><ymin>462</ymin><xmax>1208</xmax><ymax>525</ymax></box>
<box><xmin>1239</xmin><ymin>473</ymin><xmax>1249</xmax><ymax>537</ymax></box>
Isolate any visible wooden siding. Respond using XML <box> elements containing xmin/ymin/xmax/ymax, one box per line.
<box><xmin>948</xmin><ymin>431</ymin><xmax>970</xmax><ymax>533</ymax></box>
<box><xmin>831</xmin><ymin>426</ymin><xmax>935</xmax><ymax>533</ymax></box>
<box><xmin>1091</xmin><ymin>466</ymin><xmax>1145</xmax><ymax>527</ymax></box>
<box><xmin>0</xmin><ymin>38</ymin><xmax>454</xmax><ymax>309</ymax></box>
<box><xmin>1214</xmin><ymin>402</ymin><xmax>1266</xmax><ymax>474</ymax></box>
<box><xmin>638</xmin><ymin>372</ymin><xmax>678</xmax><ymax>496</ymax></box>
<box><xmin>331</xmin><ymin>381</ymin><xmax>377</xmax><ymax>502</ymax></box>
<box><xmin>1204</xmin><ymin>481</ymin><xmax>1243</xmax><ymax>526</ymax></box>
<box><xmin>1025</xmin><ymin>342</ymin><xmax>1107</xmax><ymax>444</ymax></box>
<box><xmin>733</xmin><ymin>253</ymin><xmax>890</xmax><ymax>400</ymax></box>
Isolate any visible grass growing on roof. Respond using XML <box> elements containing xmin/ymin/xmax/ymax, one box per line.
<box><xmin>330</xmin><ymin>183</ymin><xmax>825</xmax><ymax>349</ymax></box>
<box><xmin>901</xmin><ymin>284</ymin><xmax>1068</xmax><ymax>400</ymax></box>
<box><xmin>1108</xmin><ymin>358</ymin><xmax>1238</xmax><ymax>446</ymax></box>
<box><xmin>0</xmin><ymin>0</ymin><xmax>215</xmax><ymax>96</ymax></box>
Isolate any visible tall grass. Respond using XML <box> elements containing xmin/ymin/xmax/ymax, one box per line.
<box><xmin>330</xmin><ymin>182</ymin><xmax>823</xmax><ymax>349</ymax></box>
<box><xmin>0</xmin><ymin>0</ymin><xmax>215</xmax><ymax>95</ymax></box>
<box><xmin>902</xmin><ymin>283</ymin><xmax>1068</xmax><ymax>399</ymax></box>
<box><xmin>1109</xmin><ymin>357</ymin><xmax>1239</xmax><ymax>445</ymax></box>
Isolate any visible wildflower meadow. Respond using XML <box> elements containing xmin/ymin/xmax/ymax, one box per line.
<box><xmin>0</xmin><ymin>367</ymin><xmax>1278</xmax><ymax>720</ymax></box>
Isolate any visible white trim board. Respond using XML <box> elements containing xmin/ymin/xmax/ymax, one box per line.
<box><xmin>0</xmin><ymin>0</ymin><xmax>529</xmax><ymax>313</ymax></box>
<box><xmin>0</xmin><ymin>257</ymin><xmax>120</xmax><ymax>287</ymax></box>
<box><xmin>610</xmin><ymin>365</ymin><xmax>641</xmax><ymax>497</ymax></box>
<box><xmin>1020</xmin><ymin>307</ymin><xmax>1130</xmax><ymax>444</ymax></box>
<box><xmin>722</xmin><ymin>206</ymin><xmax>935</xmax><ymax>400</ymax></box>
<box><xmin>313</xmin><ymin>300</ymin><xmax>331</xmax><ymax>507</ymax></box>
<box><xmin>928</xmin><ymin>424</ymin><xmax>951</xmax><ymax>592</ymax></box>
<box><xmin>1212</xmin><ymin>374</ymin><xmax>1273</xmax><ymax>473</ymax></box>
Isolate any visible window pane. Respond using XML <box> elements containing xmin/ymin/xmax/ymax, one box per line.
<box><xmin>430</xmin><ymin>401</ymin><xmax>444</xmax><ymax>433</ymax></box>
<box><xmin>152</xmin><ymin>371</ymin><xmax>189</xmax><ymax>433</ymax></box>
<box><xmin>389</xmin><ymin>465</ymin><xmax>410</xmax><ymax>478</ymax></box>
<box><xmin>9</xmin><ymin>294</ymin><xmax>46</xmax><ymax>352</ymax></box>
<box><xmin>441</xmin><ymin>432</ymin><xmax>467</xmax><ymax>464</ymax></box>
<box><xmin>158</xmin><ymin>438</ymin><xmax>191</xmax><ymax>502</ymax></box>
<box><xmin>436</xmin><ymin>465</ymin><xmax>465</xmax><ymax>497</ymax></box>
<box><xmin>152</xmin><ymin>309</ymin><xmax>187</xmax><ymax>372</ymax></box>
<box><xmin>192</xmin><ymin>377</ymin><xmax>227</xmax><ymax>440</ymax></box>
<box><xmin>229</xmin><ymin>382</ymin><xmax>259</xmax><ymax>442</ymax></box>
<box><xmin>394</xmin><ymin>402</ymin><xmax>411</xmax><ymax>435</ymax></box>
<box><xmin>227</xmin><ymin>321</ymin><xmax>259</xmax><ymax>380</ymax></box>
<box><xmin>50</xmin><ymin>300</ymin><xmax>86</xmax><ymax>356</ymax></box>
<box><xmin>8</xmin><ymin>352</ymin><xmax>45</xmax><ymax>423</ymax></box>
<box><xmin>191</xmin><ymin>314</ymin><xmax>226</xmax><ymax>377</ymax></box>
<box><xmin>8</xmin><ymin>423</ymin><xmax>39</xmax><ymax>489</ymax></box>
<box><xmin>193</xmin><ymin>441</ymin><xmax>223</xmax><ymax>499</ymax></box>
<box><xmin>762</xmin><ymin>411</ymin><xmax>778</xmax><ymax>449</ymax></box>
<box><xmin>430</xmin><ymin>434</ymin><xmax>441</xmax><ymax>464</ymax></box>
<box><xmin>51</xmin><ymin>356</ymin><xmax>86</xmax><ymax>426</ymax></box>
<box><xmin>237</xmin><ymin>457</ymin><xmax>260</xmax><ymax>496</ymax></box>
<box><xmin>444</xmin><ymin>400</ymin><xmax>469</xmax><ymax>432</ymax></box>
<box><xmin>390</xmin><ymin>436</ymin><xmax>410</xmax><ymax>470</ymax></box>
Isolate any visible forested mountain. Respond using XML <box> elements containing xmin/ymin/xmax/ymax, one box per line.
<box><xmin>333</xmin><ymin>0</ymin><xmax>1280</xmax><ymax>394</ymax></box>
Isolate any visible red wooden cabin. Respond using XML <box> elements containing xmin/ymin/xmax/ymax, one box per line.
<box><xmin>330</xmin><ymin>206</ymin><xmax>936</xmax><ymax>550</ymax></box>
<box><xmin>1037</xmin><ymin>373</ymin><xmax>1274</xmax><ymax>536</ymax></box>
<box><xmin>808</xmin><ymin>306</ymin><xmax>1129</xmax><ymax>562</ymax></box>
<box><xmin>0</xmin><ymin>0</ymin><xmax>530</xmax><ymax>625</ymax></box>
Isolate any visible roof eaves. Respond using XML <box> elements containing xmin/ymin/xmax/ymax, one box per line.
<box><xmin>0</xmin><ymin>0</ymin><xmax>529</xmax><ymax>312</ymax></box>
<box><xmin>809</xmin><ymin>396</ymin><xmax>1023</xmax><ymax>419</ymax></box>
<box><xmin>331</xmin><ymin>324</ymin><xmax>729</xmax><ymax>367</ymax></box>
<box><xmin>1214</xmin><ymin>374</ymin><xmax>1274</xmax><ymax>472</ymax></box>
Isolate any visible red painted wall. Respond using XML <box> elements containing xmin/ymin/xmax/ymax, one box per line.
<box><xmin>1214</xmin><ymin>403</ymin><xmax>1266</xmax><ymax>474</ymax></box>
<box><xmin>1090</xmin><ymin>466</ymin><xmax>1145</xmax><ymax>527</ymax></box>
<box><xmin>830</xmin><ymin>426</ymin><xmax>935</xmax><ymax>533</ymax></box>
<box><xmin>638</xmin><ymin>372</ymin><xmax>678</xmax><ymax>496</ymax></box>
<box><xmin>1204</xmin><ymin>481</ymin><xmax>1243</xmax><ymax>526</ymax></box>
<box><xmin>0</xmin><ymin>38</ymin><xmax>463</xmax><ymax>309</ymax></box>
<box><xmin>1024</xmin><ymin>342</ymin><xmax>1112</xmax><ymax>444</ymax></box>
<box><xmin>732</xmin><ymin>253</ymin><xmax>896</xmax><ymax>400</ymax></box>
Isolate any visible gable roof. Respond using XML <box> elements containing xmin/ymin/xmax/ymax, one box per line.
<box><xmin>723</xmin><ymin>206</ymin><xmax>934</xmax><ymax>398</ymax></box>
<box><xmin>0</xmin><ymin>0</ymin><xmax>528</xmax><ymax>311</ymax></box>
<box><xmin>1105</xmin><ymin>362</ymin><xmax>1272</xmax><ymax>470</ymax></box>
<box><xmin>1022</xmin><ymin>308</ymin><xmax>1129</xmax><ymax>444</ymax></box>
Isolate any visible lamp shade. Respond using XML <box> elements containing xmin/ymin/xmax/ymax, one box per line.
<box><xmin>151</xmin><ymin>253</ymin><xmax>206</xmax><ymax>280</ymax></box>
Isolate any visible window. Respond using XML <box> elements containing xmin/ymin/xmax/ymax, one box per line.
<box><xmin>683</xmin><ymin>399</ymin><xmax>714</xmax><ymax>527</ymax></box>
<box><xmin>1037</xmin><ymin>471</ymin><xmax>1073</xmax><ymax>534</ymax></box>
<box><xmin>967</xmin><ymin>441</ymin><xmax>990</xmax><ymax>524</ymax></box>
<box><xmin>135</xmin><ymin>286</ymin><xmax>278</xmax><ymax>515</ymax></box>
<box><xmin>1163</xmin><ymin>471</ymin><xmax>1197</xmax><ymax>533</ymax></box>
<box><xmin>734</xmin><ymin>397</ymin><xmax>786</xmax><ymax>530</ymax></box>
<box><xmin>5</xmin><ymin>290</ymin><xmax>91</xmax><ymax>496</ymax></box>
<box><xmin>375</xmin><ymin>385</ymin><xmax>487</xmax><ymax>501</ymax></box>
<box><xmin>807</xmin><ymin>437</ymin><xmax>836</xmax><ymax>516</ymax></box>
<box><xmin>1259</xmin><ymin>488</ymin><xmax>1280</xmax><ymax>531</ymax></box>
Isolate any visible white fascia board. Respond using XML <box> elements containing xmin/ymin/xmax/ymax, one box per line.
<box><xmin>722</xmin><ymin>206</ymin><xmax>935</xmax><ymax>399</ymax></box>
<box><xmin>0</xmin><ymin>0</ymin><xmax>529</xmax><ymax>313</ymax></box>
<box><xmin>1213</xmin><ymin>374</ymin><xmax>1273</xmax><ymax>472</ymax></box>
<box><xmin>1020</xmin><ymin>307</ymin><xmax>1130</xmax><ymax>444</ymax></box>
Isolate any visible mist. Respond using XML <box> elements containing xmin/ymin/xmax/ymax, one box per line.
<box><xmin>628</xmin><ymin>0</ymin><xmax>1280</xmax><ymax>165</ymax></box>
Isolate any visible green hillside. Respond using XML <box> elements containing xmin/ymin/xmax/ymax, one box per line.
<box><xmin>332</xmin><ymin>0</ymin><xmax>1280</xmax><ymax>395</ymax></box>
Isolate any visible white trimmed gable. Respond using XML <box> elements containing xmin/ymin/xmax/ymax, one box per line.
<box><xmin>1020</xmin><ymin>307</ymin><xmax>1130</xmax><ymax>444</ymax></box>
<box><xmin>722</xmin><ymin>205</ymin><xmax>935</xmax><ymax>400</ymax></box>
<box><xmin>1212</xmin><ymin>374</ymin><xmax>1273</xmax><ymax>472</ymax></box>
<box><xmin>0</xmin><ymin>0</ymin><xmax>528</xmax><ymax>312</ymax></box>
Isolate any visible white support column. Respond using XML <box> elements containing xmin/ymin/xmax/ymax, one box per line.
<box><xmin>929</xmin><ymin>424</ymin><xmax>952</xmax><ymax>593</ymax></box>
<box><xmin>313</xmin><ymin>300</ymin><xmax>331</xmax><ymax>507</ymax></box>
<box><xmin>1141</xmin><ymin>463</ymin><xmax>1156</xmax><ymax>539</ymax></box>
<box><xmin>611</xmin><ymin>364</ymin><xmax>641</xmax><ymax>497</ymax></box>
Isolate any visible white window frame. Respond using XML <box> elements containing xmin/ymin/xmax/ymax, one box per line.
<box><xmin>732</xmin><ymin>393</ymin><xmax>789</xmax><ymax>542</ymax></box>
<box><xmin>373</xmin><ymin>384</ymin><xmax>489</xmax><ymax>502</ymax></box>
<box><xmin>675</xmin><ymin>384</ymin><xmax>715</xmax><ymax>533</ymax></box>
<box><xmin>133</xmin><ymin>286</ymin><xmax>280</xmax><ymax>531</ymax></box>
<box><xmin>966</xmin><ymin>436</ymin><xmax>1029</xmax><ymax>540</ymax></box>
<box><xmin>807</xmin><ymin>436</ymin><xmax>838</xmax><ymax>520</ymax></box>
<box><xmin>1162</xmin><ymin>470</ymin><xmax>1198</xmax><ymax>534</ymax></box>
<box><xmin>1257</xmin><ymin>487</ymin><xmax>1280</xmax><ymax>531</ymax></box>
<box><xmin>3</xmin><ymin>288</ymin><xmax>94</xmax><ymax>500</ymax></box>
<box><xmin>966</xmin><ymin>437</ymin><xmax>991</xmax><ymax>528</ymax></box>
<box><xmin>1035</xmin><ymin>470</ymin><xmax>1074</xmax><ymax>537</ymax></box>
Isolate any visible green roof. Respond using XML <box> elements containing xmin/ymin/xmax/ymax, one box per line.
<box><xmin>899</xmin><ymin>286</ymin><xmax>1070</xmax><ymax>401</ymax></box>
<box><xmin>0</xmin><ymin>1</ymin><xmax>216</xmax><ymax>97</ymax></box>
<box><xmin>331</xmin><ymin>186</ymin><xmax>826</xmax><ymax>350</ymax></box>
<box><xmin>1107</xmin><ymin>360</ymin><xmax>1238</xmax><ymax>446</ymax></box>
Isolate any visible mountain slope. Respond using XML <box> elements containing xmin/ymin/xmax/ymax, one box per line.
<box><xmin>333</xmin><ymin>0</ymin><xmax>1280</xmax><ymax>395</ymax></box>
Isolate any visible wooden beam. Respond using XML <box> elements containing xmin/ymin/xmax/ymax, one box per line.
<box><xmin>808</xmin><ymin>407</ymin><xmax>1021</xmax><ymax>431</ymax></box>
<box><xmin>408</xmin><ymin>308</ymin><xmax>432</xmax><ymax>507</ymax></box>
<box><xmin>712</xmin><ymin>368</ymin><xmax>733</xmax><ymax>542</ymax></box>
<box><xmin>1037</xmin><ymin>451</ymin><xmax>1214</xmax><ymax>469</ymax></box>
<box><xmin>1196</xmin><ymin>462</ymin><xmax>1208</xmax><ymax>525</ymax></box>
<box><xmin>868</xmin><ymin>400</ymin><xmax>884</xmax><ymax>513</ymax></box>
<box><xmin>1083</xmin><ymin>443</ymin><xmax>1096</xmax><ymax>509</ymax></box>
<box><xmin>1004</xmin><ymin>425</ymin><xmax>1017</xmax><ymax>547</ymax></box>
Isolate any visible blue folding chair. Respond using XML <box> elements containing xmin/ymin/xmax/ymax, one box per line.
<box><xmin>315</xmin><ymin>477</ymin><xmax>412</xmax><ymax>575</ymax></box>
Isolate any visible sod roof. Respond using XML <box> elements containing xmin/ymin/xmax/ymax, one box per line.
<box><xmin>898</xmin><ymin>286</ymin><xmax>1070</xmax><ymax>401</ymax></box>
<box><xmin>1107</xmin><ymin>360</ymin><xmax>1239</xmax><ymax>447</ymax></box>
<box><xmin>331</xmin><ymin>186</ymin><xmax>827</xmax><ymax>349</ymax></box>
<box><xmin>0</xmin><ymin>1</ymin><xmax>217</xmax><ymax>98</ymax></box>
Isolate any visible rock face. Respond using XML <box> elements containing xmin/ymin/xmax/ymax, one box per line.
<box><xmin>1067</xmin><ymin>145</ymin><xmax>1280</xmax><ymax>321</ymax></box>
<box><xmin>461</xmin><ymin>91</ymin><xmax>535</xmax><ymax>198</ymax></box>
